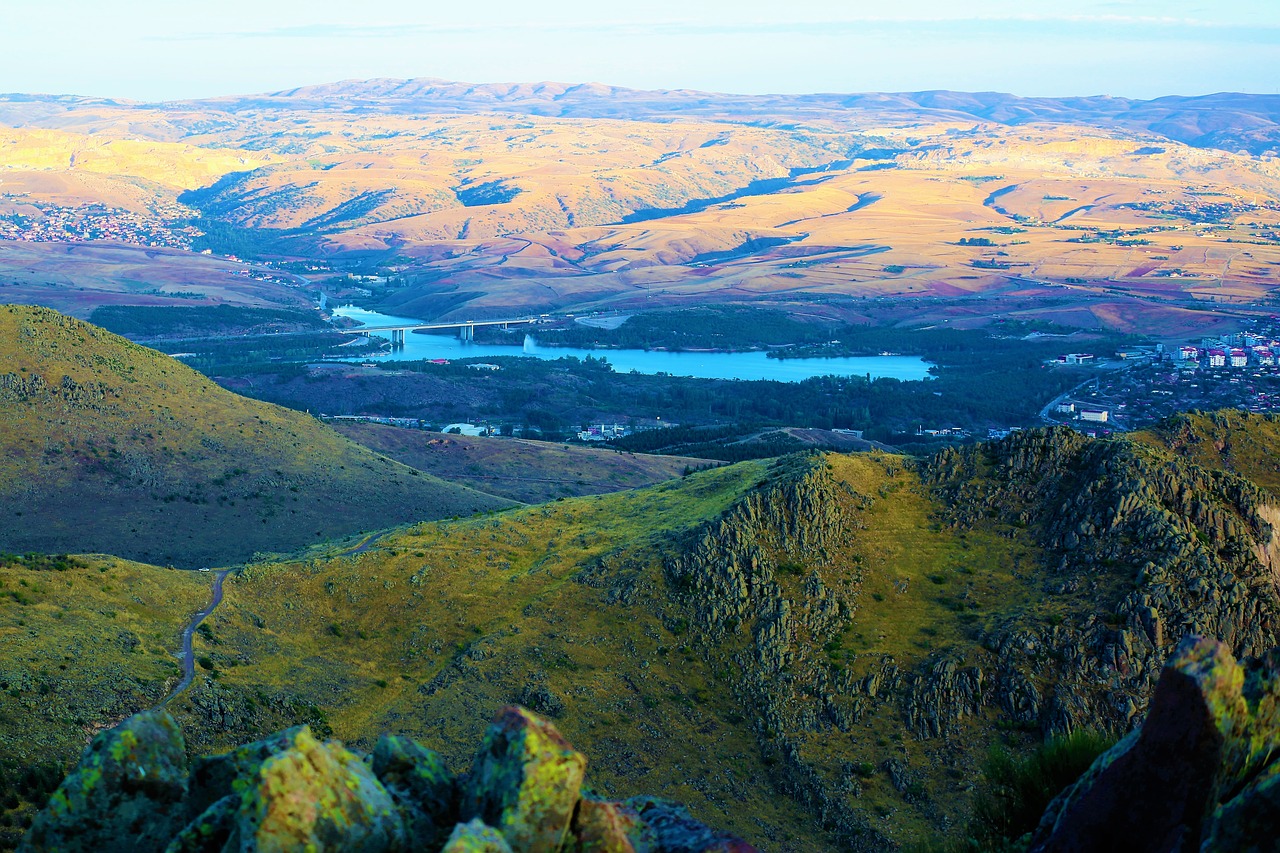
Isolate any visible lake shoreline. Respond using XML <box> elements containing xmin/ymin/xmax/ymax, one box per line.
<box><xmin>331</xmin><ymin>306</ymin><xmax>934</xmax><ymax>383</ymax></box>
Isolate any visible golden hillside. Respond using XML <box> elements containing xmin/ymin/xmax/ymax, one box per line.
<box><xmin>331</xmin><ymin>421</ymin><xmax>709</xmax><ymax>504</ymax></box>
<box><xmin>362</xmin><ymin>122</ymin><xmax>1280</xmax><ymax>335</ymax></box>
<box><xmin>0</xmin><ymin>242</ymin><xmax>315</xmax><ymax>319</ymax></box>
<box><xmin>1</xmin><ymin>87</ymin><xmax>1279</xmax><ymax>333</ymax></box>
<box><xmin>0</xmin><ymin>127</ymin><xmax>275</xmax><ymax>213</ymax></box>
<box><xmin>178</xmin><ymin>114</ymin><xmax>850</xmax><ymax>242</ymax></box>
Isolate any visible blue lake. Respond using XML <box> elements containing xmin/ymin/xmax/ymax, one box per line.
<box><xmin>332</xmin><ymin>306</ymin><xmax>933</xmax><ymax>383</ymax></box>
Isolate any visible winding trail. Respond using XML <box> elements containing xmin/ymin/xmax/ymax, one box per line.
<box><xmin>160</xmin><ymin>530</ymin><xmax>392</xmax><ymax>705</ymax></box>
<box><xmin>162</xmin><ymin>569</ymin><xmax>232</xmax><ymax>705</ymax></box>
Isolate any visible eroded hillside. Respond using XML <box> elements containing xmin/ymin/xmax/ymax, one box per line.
<box><xmin>2</xmin><ymin>86</ymin><xmax>1280</xmax><ymax>333</ymax></box>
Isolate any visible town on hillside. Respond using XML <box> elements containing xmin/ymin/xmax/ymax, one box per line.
<box><xmin>1043</xmin><ymin>316</ymin><xmax>1280</xmax><ymax>434</ymax></box>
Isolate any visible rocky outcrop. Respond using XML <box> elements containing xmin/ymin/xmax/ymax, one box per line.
<box><xmin>20</xmin><ymin>710</ymin><xmax>189</xmax><ymax>853</ymax></box>
<box><xmin>656</xmin><ymin>431</ymin><xmax>1280</xmax><ymax>847</ymax></box>
<box><xmin>663</xmin><ymin>454</ymin><xmax>884</xmax><ymax>848</ymax></box>
<box><xmin>373</xmin><ymin>734</ymin><xmax>458</xmax><ymax>850</ymax></box>
<box><xmin>1029</xmin><ymin>635</ymin><xmax>1280</xmax><ymax>852</ymax></box>
<box><xmin>665</xmin><ymin>453</ymin><xmax>846</xmax><ymax>642</ymax></box>
<box><xmin>926</xmin><ymin>427</ymin><xmax>1280</xmax><ymax>737</ymax></box>
<box><xmin>238</xmin><ymin>727</ymin><xmax>406</xmax><ymax>852</ymax></box>
<box><xmin>21</xmin><ymin>706</ymin><xmax>756</xmax><ymax>853</ymax></box>
<box><xmin>460</xmin><ymin>706</ymin><xmax>586</xmax><ymax>851</ymax></box>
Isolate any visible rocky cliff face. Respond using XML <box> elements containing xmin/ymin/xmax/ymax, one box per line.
<box><xmin>655</xmin><ymin>432</ymin><xmax>1280</xmax><ymax>847</ymax></box>
<box><xmin>927</xmin><ymin>427</ymin><xmax>1280</xmax><ymax>735</ymax></box>
<box><xmin>21</xmin><ymin>705</ymin><xmax>755</xmax><ymax>853</ymax></box>
<box><xmin>664</xmin><ymin>454</ymin><xmax>870</xmax><ymax>843</ymax></box>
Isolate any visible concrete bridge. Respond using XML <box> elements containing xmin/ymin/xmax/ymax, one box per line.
<box><xmin>339</xmin><ymin>317</ymin><xmax>539</xmax><ymax>348</ymax></box>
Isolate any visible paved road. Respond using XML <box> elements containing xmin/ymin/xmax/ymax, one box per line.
<box><xmin>1040</xmin><ymin>377</ymin><xmax>1097</xmax><ymax>423</ymax></box>
<box><xmin>1040</xmin><ymin>362</ymin><xmax>1141</xmax><ymax>430</ymax></box>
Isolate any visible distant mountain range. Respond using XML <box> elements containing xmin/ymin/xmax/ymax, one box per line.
<box><xmin>5</xmin><ymin>80</ymin><xmax>1279</xmax><ymax>155</ymax></box>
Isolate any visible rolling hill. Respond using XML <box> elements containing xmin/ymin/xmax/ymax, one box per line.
<box><xmin>0</xmin><ymin>81</ymin><xmax>1278</xmax><ymax>337</ymax></box>
<box><xmin>329</xmin><ymin>421</ymin><xmax>709</xmax><ymax>504</ymax></box>
<box><xmin>0</xmin><ymin>305</ymin><xmax>513</xmax><ymax>567</ymax></box>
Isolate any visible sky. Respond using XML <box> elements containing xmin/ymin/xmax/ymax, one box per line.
<box><xmin>3</xmin><ymin>0</ymin><xmax>1278</xmax><ymax>101</ymax></box>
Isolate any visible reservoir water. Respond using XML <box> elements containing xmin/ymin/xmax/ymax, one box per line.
<box><xmin>332</xmin><ymin>306</ymin><xmax>933</xmax><ymax>383</ymax></box>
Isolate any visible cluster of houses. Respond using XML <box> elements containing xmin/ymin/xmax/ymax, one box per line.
<box><xmin>1057</xmin><ymin>334</ymin><xmax>1280</xmax><ymax>372</ymax></box>
<box><xmin>577</xmin><ymin>424</ymin><xmax>630</xmax><ymax>442</ymax></box>
<box><xmin>915</xmin><ymin>426</ymin><xmax>970</xmax><ymax>438</ymax></box>
<box><xmin>0</xmin><ymin>200</ymin><xmax>198</xmax><ymax>249</ymax></box>
<box><xmin>1177</xmin><ymin>335</ymin><xmax>1278</xmax><ymax>369</ymax></box>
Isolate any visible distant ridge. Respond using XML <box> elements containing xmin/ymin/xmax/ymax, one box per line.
<box><xmin>204</xmin><ymin>80</ymin><xmax>1280</xmax><ymax>155</ymax></box>
<box><xmin>2</xmin><ymin>80</ymin><xmax>1279</xmax><ymax>155</ymax></box>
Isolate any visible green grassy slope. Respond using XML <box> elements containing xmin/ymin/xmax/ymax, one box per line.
<box><xmin>161</xmin><ymin>460</ymin><xmax>842</xmax><ymax>849</ymax></box>
<box><xmin>170</xmin><ymin>430</ymin><xmax>1280</xmax><ymax>849</ymax></box>
<box><xmin>6</xmin><ymin>420</ymin><xmax>1280</xmax><ymax>850</ymax></box>
<box><xmin>0</xmin><ymin>555</ymin><xmax>210</xmax><ymax>847</ymax></box>
<box><xmin>329</xmin><ymin>421</ymin><xmax>709</xmax><ymax>503</ymax></box>
<box><xmin>1132</xmin><ymin>409</ymin><xmax>1280</xmax><ymax>495</ymax></box>
<box><xmin>0</xmin><ymin>305</ymin><xmax>514</xmax><ymax>567</ymax></box>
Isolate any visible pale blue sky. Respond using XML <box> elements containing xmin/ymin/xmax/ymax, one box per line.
<box><xmin>3</xmin><ymin>1</ymin><xmax>1277</xmax><ymax>101</ymax></box>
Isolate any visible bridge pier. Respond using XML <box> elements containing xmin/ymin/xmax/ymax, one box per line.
<box><xmin>458</xmin><ymin>324</ymin><xmax>475</xmax><ymax>342</ymax></box>
<box><xmin>390</xmin><ymin>329</ymin><xmax>406</xmax><ymax>348</ymax></box>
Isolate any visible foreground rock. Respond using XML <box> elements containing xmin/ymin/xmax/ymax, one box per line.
<box><xmin>1029</xmin><ymin>635</ymin><xmax>1280</xmax><ymax>852</ymax></box>
<box><xmin>21</xmin><ymin>705</ymin><xmax>758</xmax><ymax>853</ymax></box>
<box><xmin>21</xmin><ymin>710</ymin><xmax>189</xmax><ymax>852</ymax></box>
<box><xmin>461</xmin><ymin>706</ymin><xmax>586</xmax><ymax>851</ymax></box>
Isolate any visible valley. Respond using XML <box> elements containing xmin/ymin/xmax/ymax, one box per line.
<box><xmin>6</xmin><ymin>73</ymin><xmax>1280</xmax><ymax>853</ymax></box>
<box><xmin>1</xmin><ymin>84</ymin><xmax>1279</xmax><ymax>336</ymax></box>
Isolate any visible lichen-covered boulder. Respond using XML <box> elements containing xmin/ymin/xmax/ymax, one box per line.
<box><xmin>186</xmin><ymin>725</ymin><xmax>308</xmax><ymax>823</ymax></box>
<box><xmin>569</xmin><ymin>797</ymin><xmax>657</xmax><ymax>852</ymax></box>
<box><xmin>372</xmin><ymin>733</ymin><xmax>458</xmax><ymax>850</ymax></box>
<box><xmin>235</xmin><ymin>726</ymin><xmax>406</xmax><ymax>852</ymax></box>
<box><xmin>626</xmin><ymin>797</ymin><xmax>759</xmax><ymax>853</ymax></box>
<box><xmin>21</xmin><ymin>709</ymin><xmax>189</xmax><ymax>853</ymax></box>
<box><xmin>460</xmin><ymin>706</ymin><xmax>587</xmax><ymax>852</ymax></box>
<box><xmin>1029</xmin><ymin>636</ymin><xmax>1247</xmax><ymax>852</ymax></box>
<box><xmin>21</xmin><ymin>705</ymin><xmax>759</xmax><ymax>853</ymax></box>
<box><xmin>441</xmin><ymin>818</ymin><xmax>514</xmax><ymax>852</ymax></box>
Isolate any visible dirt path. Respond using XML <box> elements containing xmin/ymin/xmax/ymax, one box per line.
<box><xmin>161</xmin><ymin>569</ymin><xmax>232</xmax><ymax>705</ymax></box>
<box><xmin>158</xmin><ymin>530</ymin><xmax>391</xmax><ymax>706</ymax></box>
